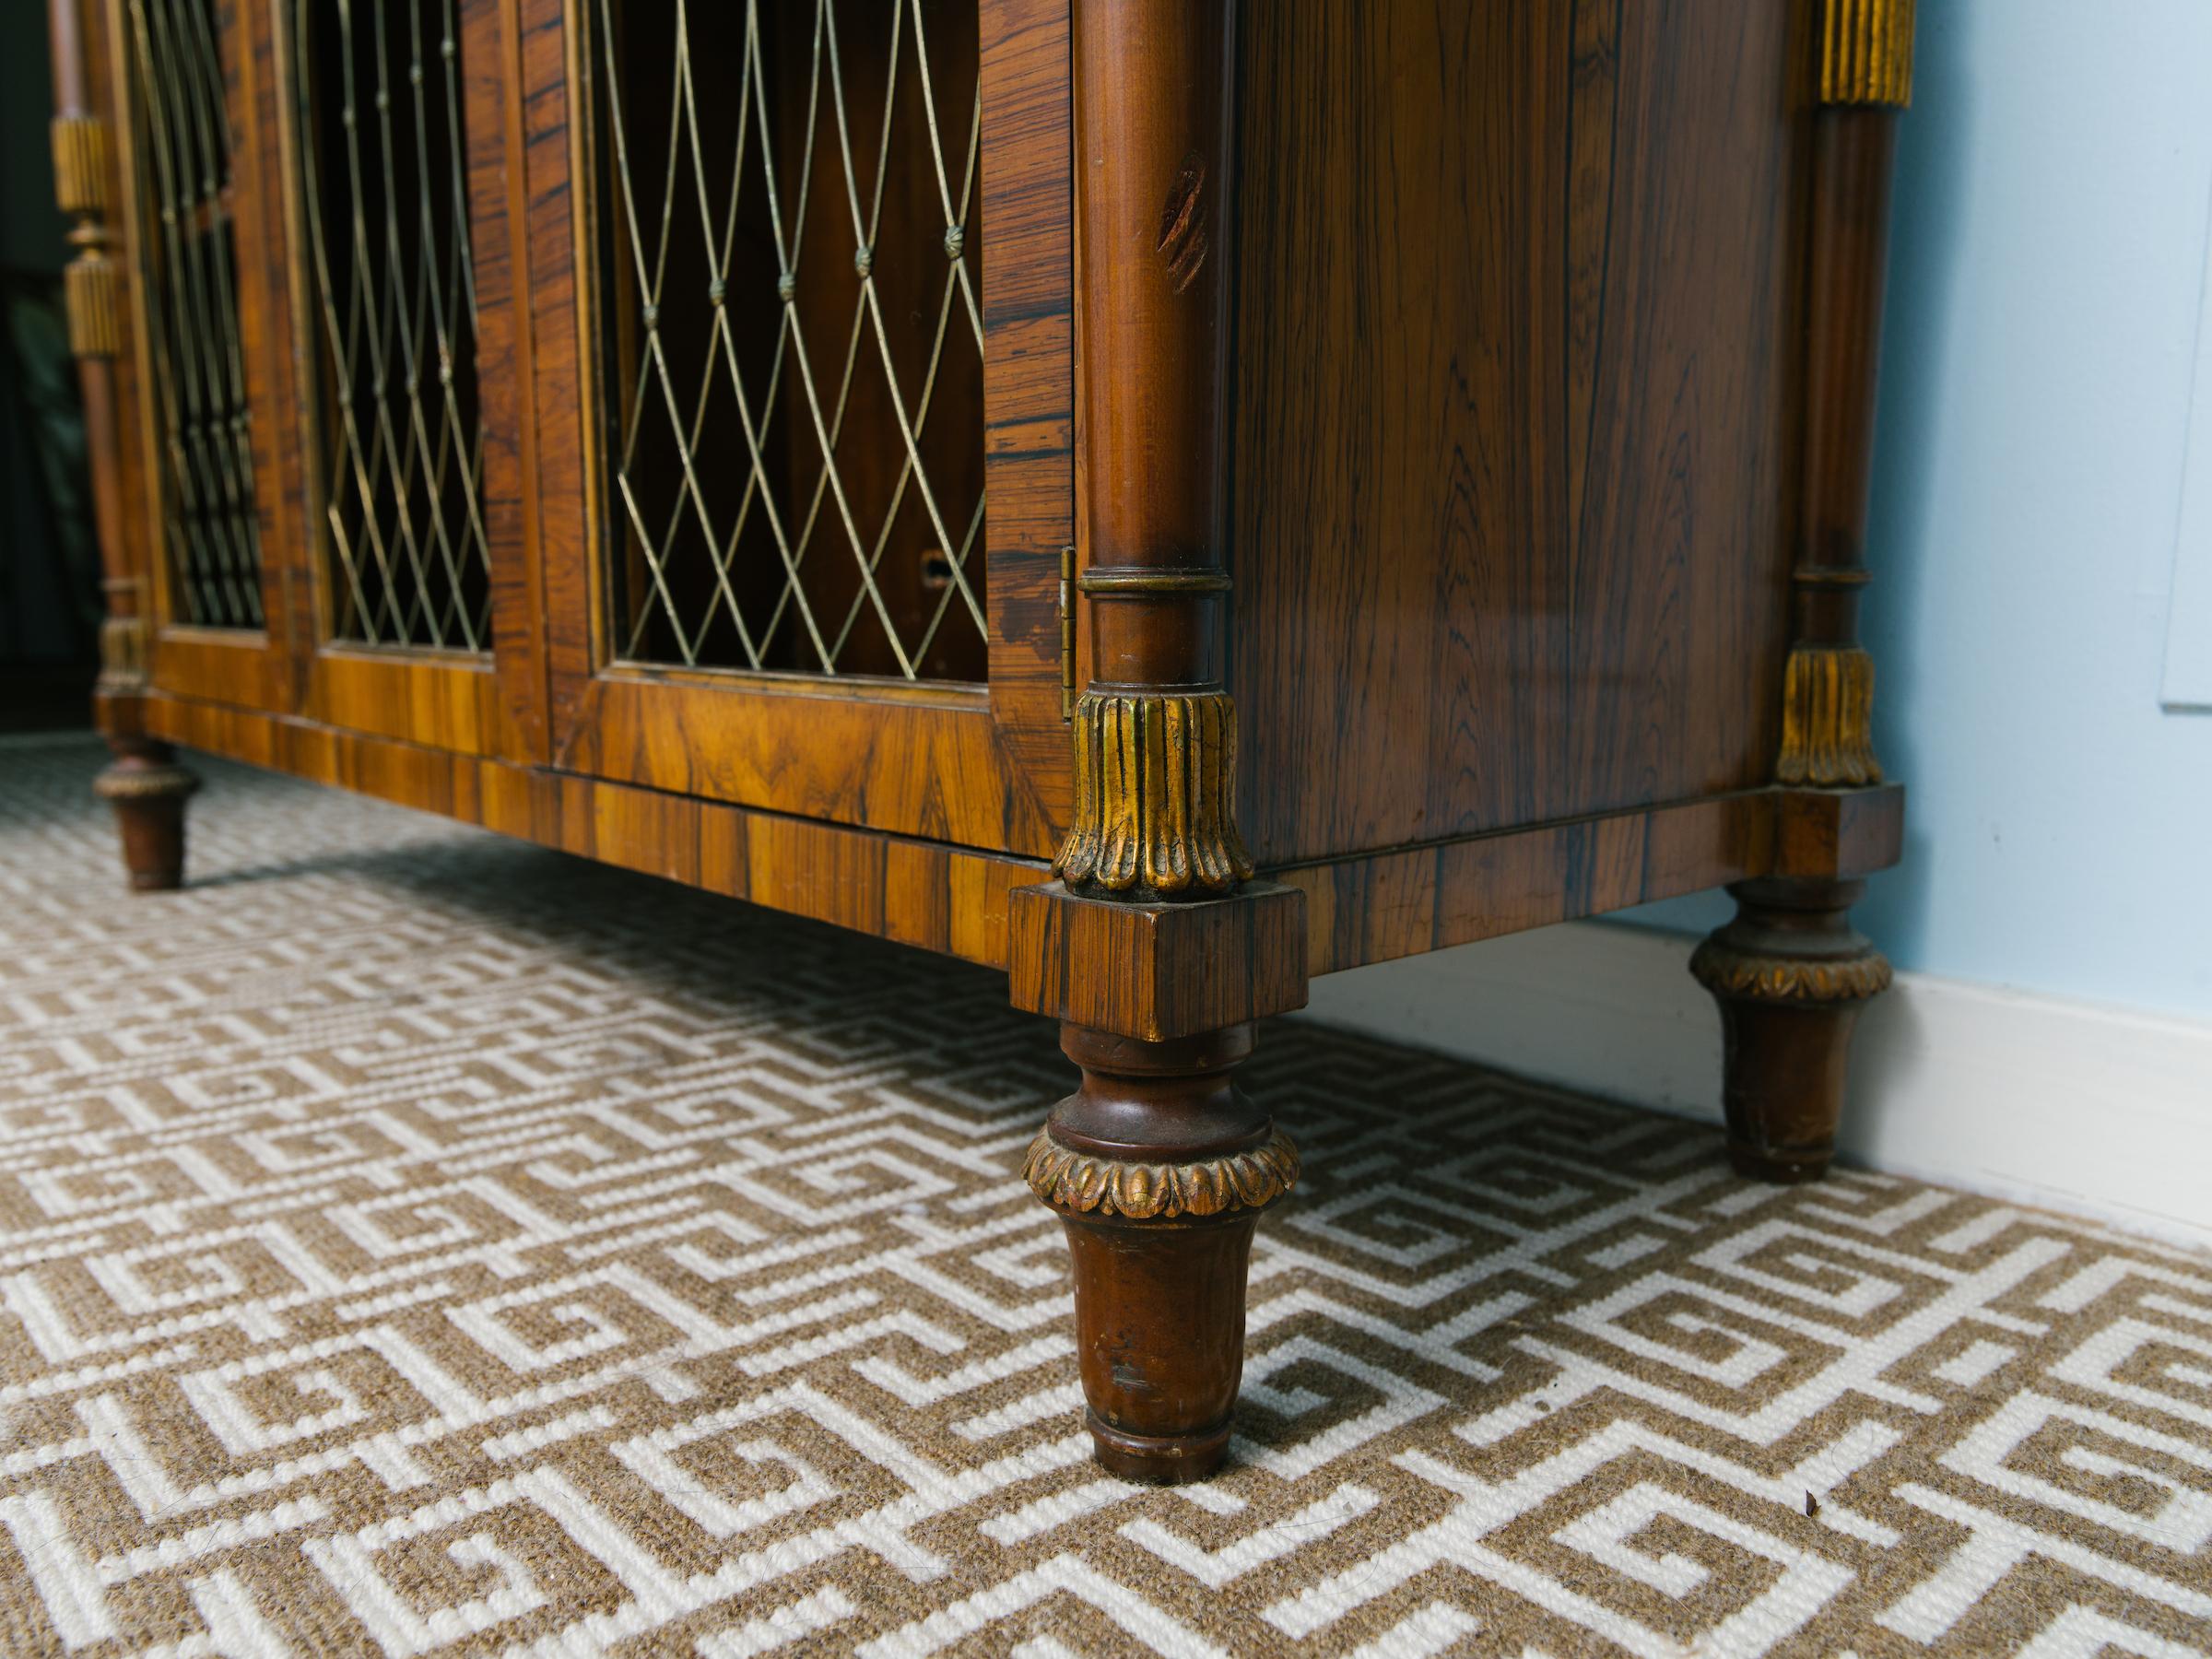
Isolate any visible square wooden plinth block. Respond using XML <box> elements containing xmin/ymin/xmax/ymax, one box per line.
<box><xmin>1772</xmin><ymin>783</ymin><xmax>1906</xmax><ymax>881</ymax></box>
<box><xmin>1007</xmin><ymin>880</ymin><xmax>1309</xmax><ymax>1042</ymax></box>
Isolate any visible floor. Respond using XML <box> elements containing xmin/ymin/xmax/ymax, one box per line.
<box><xmin>3</xmin><ymin>735</ymin><xmax>2209</xmax><ymax>1657</ymax></box>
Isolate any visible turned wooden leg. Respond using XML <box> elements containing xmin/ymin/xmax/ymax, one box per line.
<box><xmin>92</xmin><ymin>738</ymin><xmax>200</xmax><ymax>892</ymax></box>
<box><xmin>1690</xmin><ymin>878</ymin><xmax>1890</xmax><ymax>1183</ymax></box>
<box><xmin>1023</xmin><ymin>1023</ymin><xmax>1298</xmax><ymax>1483</ymax></box>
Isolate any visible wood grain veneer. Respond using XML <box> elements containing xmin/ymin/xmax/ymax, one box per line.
<box><xmin>1230</xmin><ymin>1</ymin><xmax>1804</xmax><ymax>865</ymax></box>
<box><xmin>62</xmin><ymin>0</ymin><xmax>1922</xmax><ymax>1488</ymax></box>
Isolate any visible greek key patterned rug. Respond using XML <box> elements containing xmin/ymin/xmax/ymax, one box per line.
<box><xmin>3</xmin><ymin>735</ymin><xmax>2209</xmax><ymax>1656</ymax></box>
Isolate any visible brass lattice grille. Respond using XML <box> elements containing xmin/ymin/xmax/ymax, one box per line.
<box><xmin>588</xmin><ymin>0</ymin><xmax>986</xmax><ymax>682</ymax></box>
<box><xmin>127</xmin><ymin>0</ymin><xmax>265</xmax><ymax>630</ymax></box>
<box><xmin>293</xmin><ymin>0</ymin><xmax>491</xmax><ymax>651</ymax></box>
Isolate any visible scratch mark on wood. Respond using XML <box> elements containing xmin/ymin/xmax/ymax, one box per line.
<box><xmin>1158</xmin><ymin>151</ymin><xmax>1208</xmax><ymax>292</ymax></box>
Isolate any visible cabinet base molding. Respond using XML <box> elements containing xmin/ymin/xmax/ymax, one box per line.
<box><xmin>139</xmin><ymin>695</ymin><xmax>1045</xmax><ymax>968</ymax></box>
<box><xmin>143</xmin><ymin>693</ymin><xmax>1908</xmax><ymax>987</ymax></box>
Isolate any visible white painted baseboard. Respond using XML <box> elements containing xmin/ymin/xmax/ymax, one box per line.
<box><xmin>1298</xmin><ymin>921</ymin><xmax>2212</xmax><ymax>1252</ymax></box>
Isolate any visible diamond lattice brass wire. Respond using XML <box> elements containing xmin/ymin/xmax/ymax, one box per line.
<box><xmin>591</xmin><ymin>0</ymin><xmax>986</xmax><ymax>681</ymax></box>
<box><xmin>293</xmin><ymin>0</ymin><xmax>492</xmax><ymax>651</ymax></box>
<box><xmin>127</xmin><ymin>0</ymin><xmax>265</xmax><ymax>630</ymax></box>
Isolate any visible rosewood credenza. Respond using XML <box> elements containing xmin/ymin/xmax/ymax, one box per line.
<box><xmin>49</xmin><ymin>0</ymin><xmax>1913</xmax><ymax>1481</ymax></box>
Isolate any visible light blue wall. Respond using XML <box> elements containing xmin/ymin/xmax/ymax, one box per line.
<box><xmin>1626</xmin><ymin>0</ymin><xmax>2212</xmax><ymax>1020</ymax></box>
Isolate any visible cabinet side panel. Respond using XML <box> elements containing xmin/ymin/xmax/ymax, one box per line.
<box><xmin>1231</xmin><ymin>0</ymin><xmax>1801</xmax><ymax>865</ymax></box>
<box><xmin>979</xmin><ymin>0</ymin><xmax>1077</xmax><ymax>831</ymax></box>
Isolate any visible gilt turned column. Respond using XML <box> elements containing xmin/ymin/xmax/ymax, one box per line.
<box><xmin>1694</xmin><ymin>0</ymin><xmax>1912</xmax><ymax>1182</ymax></box>
<box><xmin>50</xmin><ymin>0</ymin><xmax>199</xmax><ymax>889</ymax></box>
<box><xmin>1005</xmin><ymin>0</ymin><xmax>1307</xmax><ymax>1482</ymax></box>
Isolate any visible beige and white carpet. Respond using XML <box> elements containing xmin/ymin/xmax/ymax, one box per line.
<box><xmin>2</xmin><ymin>735</ymin><xmax>2209</xmax><ymax>1656</ymax></box>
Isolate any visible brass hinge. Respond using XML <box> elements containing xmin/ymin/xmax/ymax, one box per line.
<box><xmin>1058</xmin><ymin>543</ymin><xmax>1077</xmax><ymax>721</ymax></box>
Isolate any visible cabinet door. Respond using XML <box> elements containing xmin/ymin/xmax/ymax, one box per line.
<box><xmin>115</xmin><ymin>0</ymin><xmax>299</xmax><ymax>713</ymax></box>
<box><xmin>514</xmin><ymin>0</ymin><xmax>1071</xmax><ymax>858</ymax></box>
<box><xmin>261</xmin><ymin>0</ymin><xmax>550</xmax><ymax>761</ymax></box>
